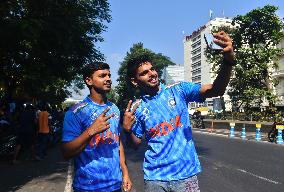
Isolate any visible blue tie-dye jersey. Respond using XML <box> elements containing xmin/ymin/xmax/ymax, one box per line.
<box><xmin>131</xmin><ymin>82</ymin><xmax>205</xmax><ymax>181</ymax></box>
<box><xmin>62</xmin><ymin>97</ymin><xmax>122</xmax><ymax>192</ymax></box>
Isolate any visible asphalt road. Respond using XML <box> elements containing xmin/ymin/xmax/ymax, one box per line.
<box><xmin>1</xmin><ymin>130</ymin><xmax>283</xmax><ymax>192</ymax></box>
<box><xmin>195</xmin><ymin>131</ymin><xmax>284</xmax><ymax>192</ymax></box>
<box><xmin>125</xmin><ymin>131</ymin><xmax>284</xmax><ymax>192</ymax></box>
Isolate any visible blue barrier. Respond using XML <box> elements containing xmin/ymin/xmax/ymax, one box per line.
<box><xmin>255</xmin><ymin>124</ymin><xmax>262</xmax><ymax>141</ymax></box>
<box><xmin>276</xmin><ymin>125</ymin><xmax>283</xmax><ymax>145</ymax></box>
<box><xmin>241</xmin><ymin>124</ymin><xmax>246</xmax><ymax>140</ymax></box>
<box><xmin>229</xmin><ymin>122</ymin><xmax>235</xmax><ymax>138</ymax></box>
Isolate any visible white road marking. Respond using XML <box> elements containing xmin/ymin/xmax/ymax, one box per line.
<box><xmin>236</xmin><ymin>168</ymin><xmax>281</xmax><ymax>185</ymax></box>
<box><xmin>64</xmin><ymin>161</ymin><xmax>73</xmax><ymax>192</ymax></box>
<box><xmin>199</xmin><ymin>151</ymin><xmax>281</xmax><ymax>185</ymax></box>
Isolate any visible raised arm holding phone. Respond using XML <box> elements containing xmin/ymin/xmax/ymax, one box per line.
<box><xmin>123</xmin><ymin>31</ymin><xmax>235</xmax><ymax>192</ymax></box>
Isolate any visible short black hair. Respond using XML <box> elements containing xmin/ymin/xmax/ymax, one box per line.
<box><xmin>82</xmin><ymin>62</ymin><xmax>110</xmax><ymax>80</ymax></box>
<box><xmin>126</xmin><ymin>53</ymin><xmax>153</xmax><ymax>79</ymax></box>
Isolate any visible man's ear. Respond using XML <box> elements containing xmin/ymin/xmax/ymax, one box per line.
<box><xmin>131</xmin><ymin>77</ymin><xmax>138</xmax><ymax>87</ymax></box>
<box><xmin>85</xmin><ymin>77</ymin><xmax>93</xmax><ymax>86</ymax></box>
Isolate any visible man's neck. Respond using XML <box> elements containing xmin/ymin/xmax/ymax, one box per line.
<box><xmin>89</xmin><ymin>89</ymin><xmax>107</xmax><ymax>105</ymax></box>
<box><xmin>142</xmin><ymin>84</ymin><xmax>160</xmax><ymax>97</ymax></box>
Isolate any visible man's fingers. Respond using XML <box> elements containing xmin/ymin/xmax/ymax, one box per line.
<box><xmin>125</xmin><ymin>100</ymin><xmax>132</xmax><ymax>112</ymax></box>
<box><xmin>131</xmin><ymin>103</ymin><xmax>139</xmax><ymax>114</ymax></box>
<box><xmin>100</xmin><ymin>107</ymin><xmax>110</xmax><ymax>116</ymax></box>
<box><xmin>213</xmin><ymin>31</ymin><xmax>230</xmax><ymax>42</ymax></box>
<box><xmin>103</xmin><ymin>124</ymin><xmax>110</xmax><ymax>130</ymax></box>
<box><xmin>104</xmin><ymin>113</ymin><xmax>114</xmax><ymax>121</ymax></box>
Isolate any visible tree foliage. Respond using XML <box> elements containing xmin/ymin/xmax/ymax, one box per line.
<box><xmin>106</xmin><ymin>88</ymin><xmax>119</xmax><ymax>104</ymax></box>
<box><xmin>116</xmin><ymin>43</ymin><xmax>175</xmax><ymax>110</ymax></box>
<box><xmin>0</xmin><ymin>0</ymin><xmax>111</xmax><ymax>104</ymax></box>
<box><xmin>206</xmin><ymin>5</ymin><xmax>284</xmax><ymax>117</ymax></box>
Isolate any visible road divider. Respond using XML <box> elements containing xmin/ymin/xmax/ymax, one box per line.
<box><xmin>276</xmin><ymin>125</ymin><xmax>284</xmax><ymax>145</ymax></box>
<box><xmin>255</xmin><ymin>124</ymin><xmax>262</xmax><ymax>141</ymax></box>
<box><xmin>241</xmin><ymin>124</ymin><xmax>246</xmax><ymax>140</ymax></box>
<box><xmin>229</xmin><ymin>122</ymin><xmax>235</xmax><ymax>138</ymax></box>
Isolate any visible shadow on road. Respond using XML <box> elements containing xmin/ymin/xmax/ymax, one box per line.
<box><xmin>0</xmin><ymin>144</ymin><xmax>69</xmax><ymax>192</ymax></box>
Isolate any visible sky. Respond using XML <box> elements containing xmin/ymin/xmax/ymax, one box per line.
<box><xmin>73</xmin><ymin>0</ymin><xmax>284</xmax><ymax>99</ymax></box>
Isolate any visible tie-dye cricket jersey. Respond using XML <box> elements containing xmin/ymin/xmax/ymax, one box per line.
<box><xmin>132</xmin><ymin>82</ymin><xmax>205</xmax><ymax>181</ymax></box>
<box><xmin>62</xmin><ymin>97</ymin><xmax>122</xmax><ymax>192</ymax></box>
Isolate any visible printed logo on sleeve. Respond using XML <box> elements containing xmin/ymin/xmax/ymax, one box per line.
<box><xmin>142</xmin><ymin>107</ymin><xmax>150</xmax><ymax>120</ymax></box>
<box><xmin>168</xmin><ymin>97</ymin><xmax>176</xmax><ymax>108</ymax></box>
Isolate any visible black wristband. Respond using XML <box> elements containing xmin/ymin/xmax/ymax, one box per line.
<box><xmin>223</xmin><ymin>58</ymin><xmax>236</xmax><ymax>66</ymax></box>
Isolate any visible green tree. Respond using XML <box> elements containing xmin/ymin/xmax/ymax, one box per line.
<box><xmin>116</xmin><ymin>43</ymin><xmax>175</xmax><ymax>110</ymax></box>
<box><xmin>106</xmin><ymin>87</ymin><xmax>119</xmax><ymax>105</ymax></box>
<box><xmin>0</xmin><ymin>0</ymin><xmax>111</xmax><ymax>104</ymax></box>
<box><xmin>206</xmin><ymin>5</ymin><xmax>284</xmax><ymax>118</ymax></box>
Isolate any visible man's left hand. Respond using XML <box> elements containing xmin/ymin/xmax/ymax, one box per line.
<box><xmin>122</xmin><ymin>174</ymin><xmax>132</xmax><ymax>192</ymax></box>
<box><xmin>213</xmin><ymin>31</ymin><xmax>235</xmax><ymax>62</ymax></box>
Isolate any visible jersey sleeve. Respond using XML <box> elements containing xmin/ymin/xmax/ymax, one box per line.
<box><xmin>62</xmin><ymin>110</ymin><xmax>82</xmax><ymax>142</ymax></box>
<box><xmin>179</xmin><ymin>82</ymin><xmax>205</xmax><ymax>103</ymax></box>
<box><xmin>131</xmin><ymin>117</ymin><xmax>144</xmax><ymax>139</ymax></box>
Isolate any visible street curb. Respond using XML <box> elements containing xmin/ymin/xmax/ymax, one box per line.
<box><xmin>64</xmin><ymin>160</ymin><xmax>73</xmax><ymax>192</ymax></box>
<box><xmin>192</xmin><ymin>128</ymin><xmax>284</xmax><ymax>146</ymax></box>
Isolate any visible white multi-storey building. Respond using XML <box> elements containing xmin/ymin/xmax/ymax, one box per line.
<box><xmin>274</xmin><ymin>37</ymin><xmax>284</xmax><ymax>107</ymax></box>
<box><xmin>162</xmin><ymin>65</ymin><xmax>184</xmax><ymax>85</ymax></box>
<box><xmin>183</xmin><ymin>17</ymin><xmax>232</xmax><ymax>111</ymax></box>
<box><xmin>184</xmin><ymin>18</ymin><xmax>284</xmax><ymax>111</ymax></box>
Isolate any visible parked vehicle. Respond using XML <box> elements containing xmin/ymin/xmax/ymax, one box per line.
<box><xmin>191</xmin><ymin>111</ymin><xmax>205</xmax><ymax>129</ymax></box>
<box><xmin>268</xmin><ymin>121</ymin><xmax>284</xmax><ymax>142</ymax></box>
<box><xmin>49</xmin><ymin>120</ymin><xmax>63</xmax><ymax>146</ymax></box>
<box><xmin>0</xmin><ymin>122</ymin><xmax>17</xmax><ymax>156</ymax></box>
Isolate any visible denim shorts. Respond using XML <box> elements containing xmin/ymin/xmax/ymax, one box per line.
<box><xmin>144</xmin><ymin>175</ymin><xmax>200</xmax><ymax>192</ymax></box>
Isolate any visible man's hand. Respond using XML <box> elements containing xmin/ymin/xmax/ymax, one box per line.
<box><xmin>122</xmin><ymin>174</ymin><xmax>132</xmax><ymax>192</ymax></box>
<box><xmin>88</xmin><ymin>107</ymin><xmax>114</xmax><ymax>136</ymax></box>
<box><xmin>213</xmin><ymin>31</ymin><xmax>235</xmax><ymax>62</ymax></box>
<box><xmin>123</xmin><ymin>100</ymin><xmax>139</xmax><ymax>133</ymax></box>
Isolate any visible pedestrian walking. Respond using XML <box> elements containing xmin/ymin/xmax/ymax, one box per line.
<box><xmin>37</xmin><ymin>103</ymin><xmax>52</xmax><ymax>159</ymax></box>
<box><xmin>12</xmin><ymin>104</ymin><xmax>39</xmax><ymax>164</ymax></box>
<box><xmin>123</xmin><ymin>31</ymin><xmax>235</xmax><ymax>192</ymax></box>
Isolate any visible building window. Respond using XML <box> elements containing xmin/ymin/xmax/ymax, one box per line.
<box><xmin>191</xmin><ymin>47</ymin><xmax>201</xmax><ymax>55</ymax></box>
<box><xmin>192</xmin><ymin>69</ymin><xmax>201</xmax><ymax>76</ymax></box>
<box><xmin>192</xmin><ymin>75</ymin><xmax>201</xmax><ymax>82</ymax></box>
<box><xmin>192</xmin><ymin>61</ymin><xmax>201</xmax><ymax>69</ymax></box>
<box><xmin>191</xmin><ymin>40</ymin><xmax>201</xmax><ymax>48</ymax></box>
<box><xmin>192</xmin><ymin>53</ymin><xmax>201</xmax><ymax>62</ymax></box>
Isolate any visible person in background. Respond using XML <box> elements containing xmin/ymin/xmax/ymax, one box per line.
<box><xmin>37</xmin><ymin>103</ymin><xmax>52</xmax><ymax>159</ymax></box>
<box><xmin>12</xmin><ymin>104</ymin><xmax>39</xmax><ymax>164</ymax></box>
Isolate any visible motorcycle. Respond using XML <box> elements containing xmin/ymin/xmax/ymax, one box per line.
<box><xmin>48</xmin><ymin>120</ymin><xmax>63</xmax><ymax>146</ymax></box>
<box><xmin>0</xmin><ymin>122</ymin><xmax>17</xmax><ymax>157</ymax></box>
<box><xmin>191</xmin><ymin>111</ymin><xmax>205</xmax><ymax>129</ymax></box>
<box><xmin>268</xmin><ymin>122</ymin><xmax>284</xmax><ymax>143</ymax></box>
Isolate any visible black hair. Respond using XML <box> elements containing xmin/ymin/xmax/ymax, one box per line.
<box><xmin>82</xmin><ymin>62</ymin><xmax>110</xmax><ymax>89</ymax></box>
<box><xmin>39</xmin><ymin>102</ymin><xmax>50</xmax><ymax>111</ymax></box>
<box><xmin>126</xmin><ymin>53</ymin><xmax>153</xmax><ymax>79</ymax></box>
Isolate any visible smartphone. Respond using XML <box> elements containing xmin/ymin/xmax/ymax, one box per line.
<box><xmin>204</xmin><ymin>33</ymin><xmax>223</xmax><ymax>50</ymax></box>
